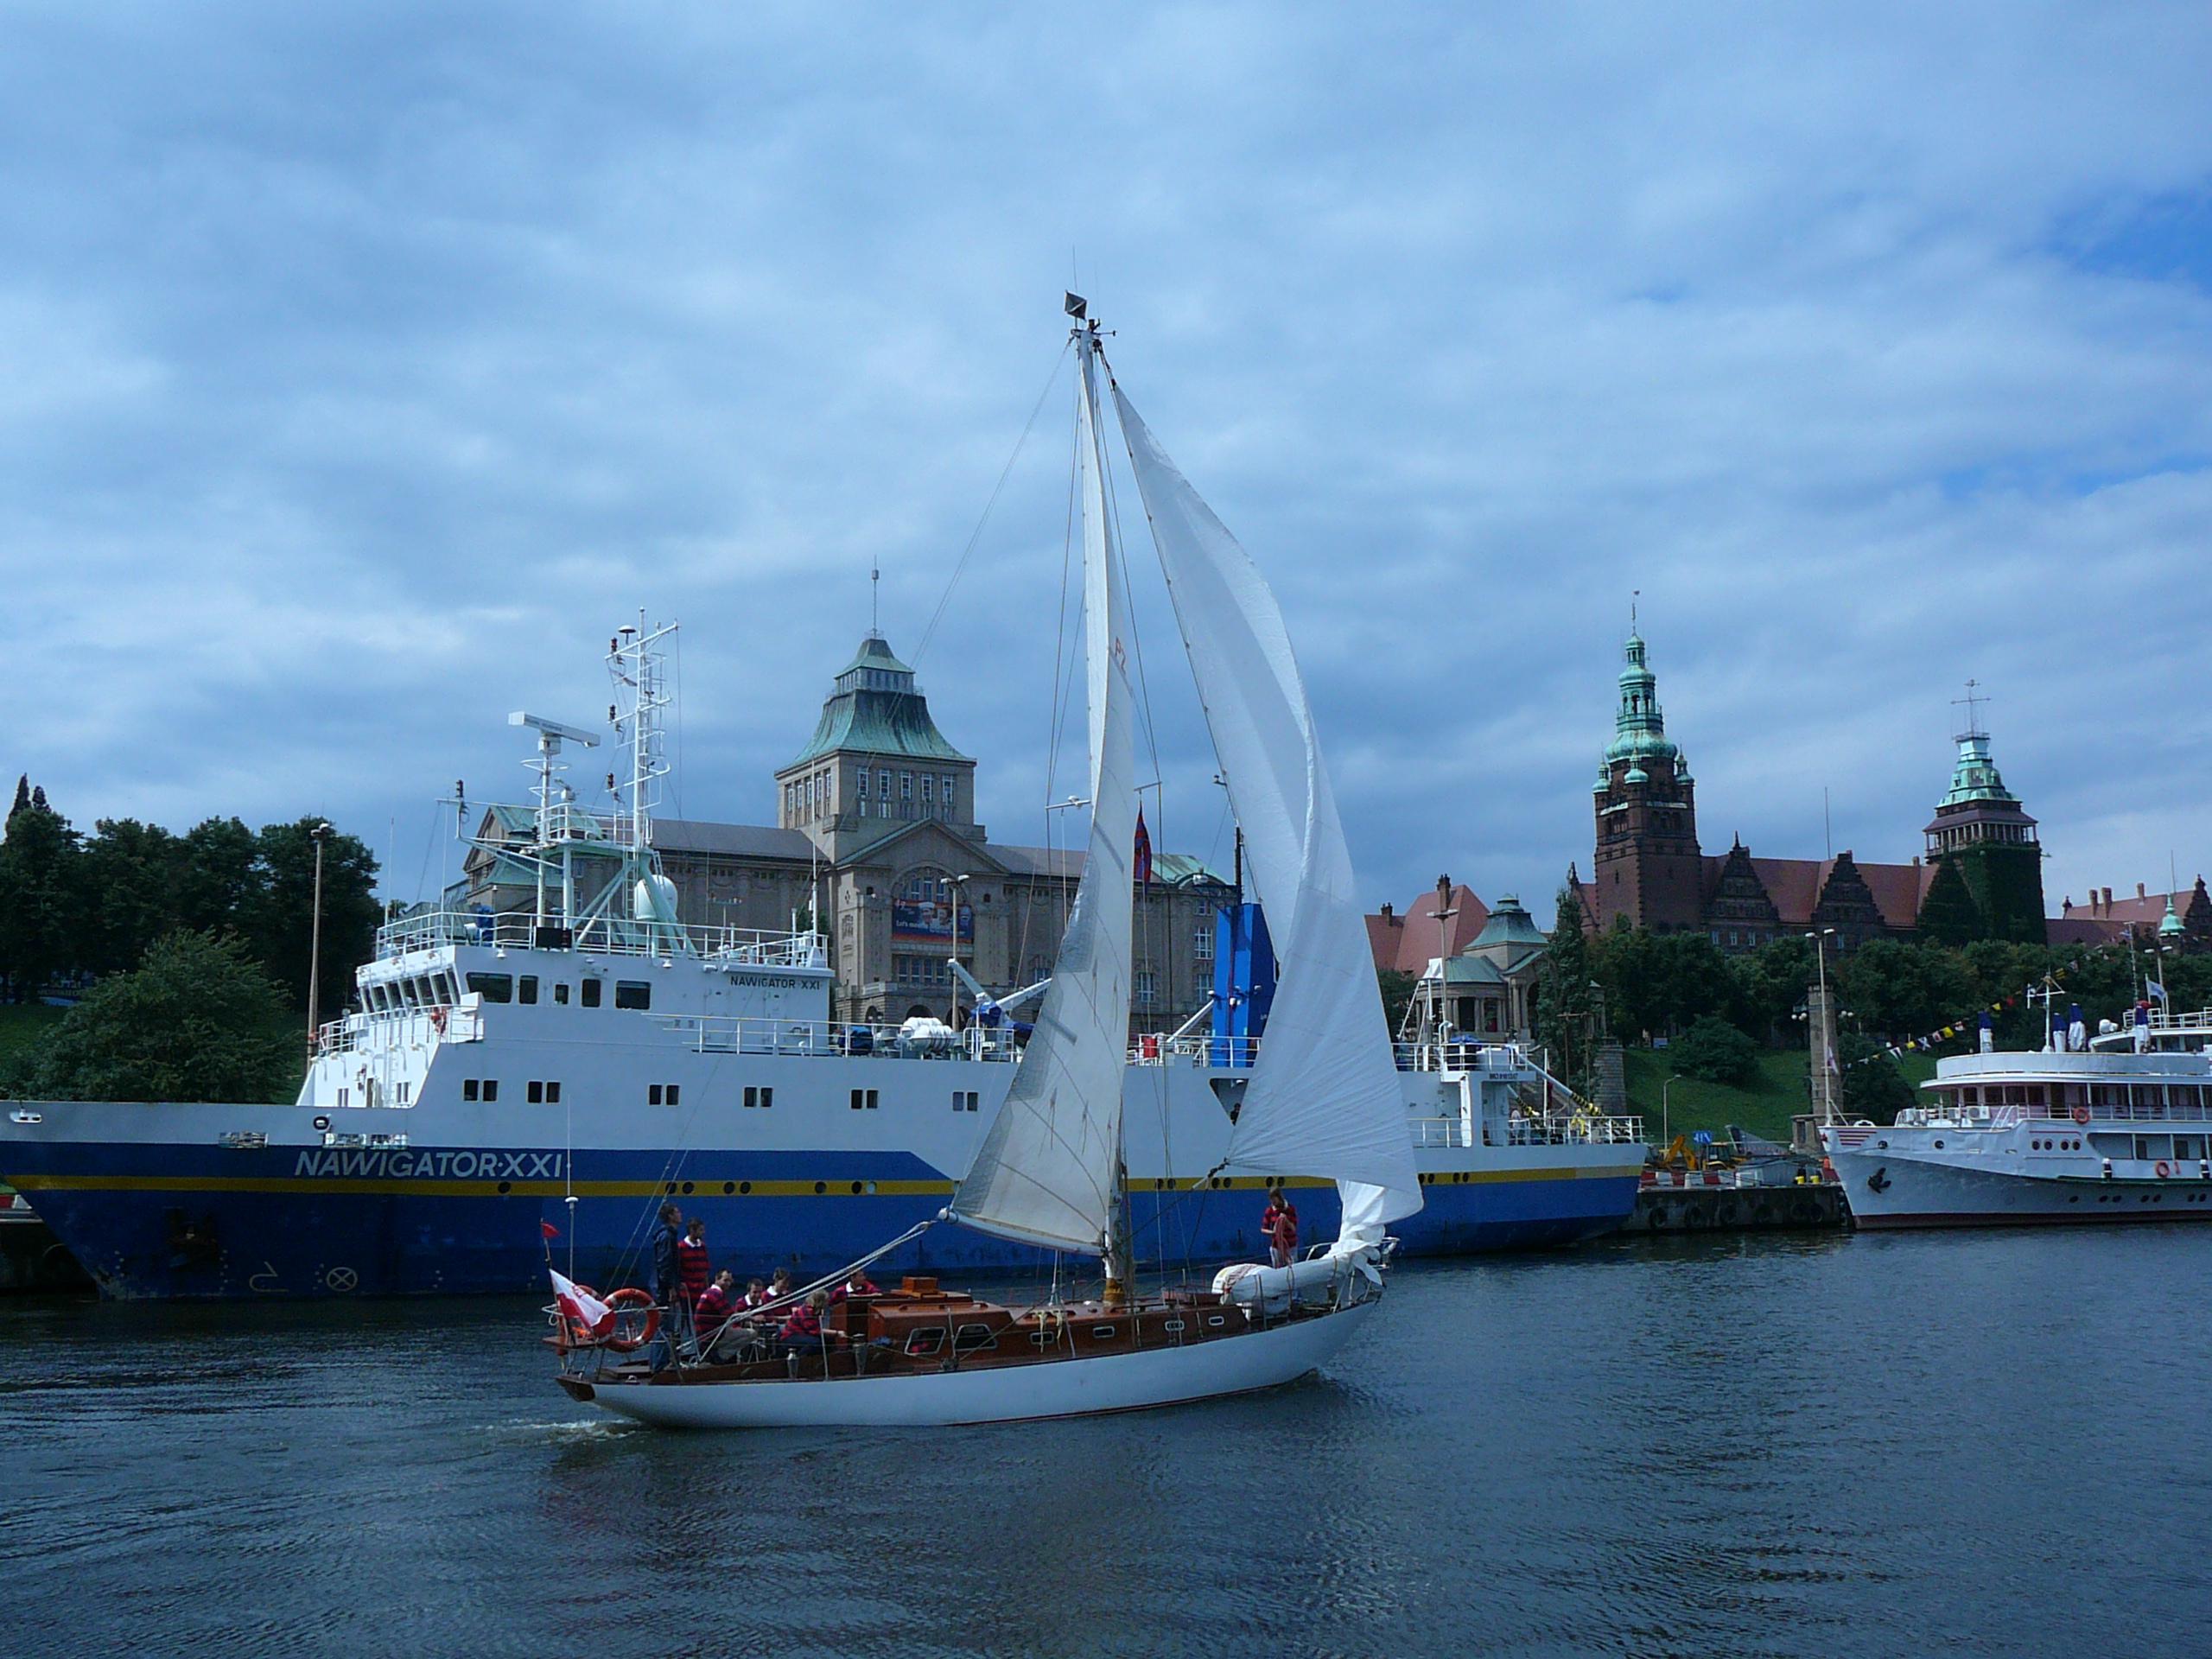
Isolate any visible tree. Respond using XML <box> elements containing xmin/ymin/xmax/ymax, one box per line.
<box><xmin>1916</xmin><ymin>857</ymin><xmax>1981</xmax><ymax>946</ymax></box>
<box><xmin>29</xmin><ymin>931</ymin><xmax>296</xmax><ymax>1103</ymax></box>
<box><xmin>177</xmin><ymin>817</ymin><xmax>261</xmax><ymax>937</ymax></box>
<box><xmin>9</xmin><ymin>775</ymin><xmax>28</xmax><ymax>819</ymax></box>
<box><xmin>1376</xmin><ymin>968</ymin><xmax>1420</xmax><ymax>1037</ymax></box>
<box><xmin>0</xmin><ymin>790</ymin><xmax>83</xmax><ymax>1001</ymax></box>
<box><xmin>249</xmin><ymin>818</ymin><xmax>380</xmax><ymax>1016</ymax></box>
<box><xmin>1535</xmin><ymin>877</ymin><xmax>1597</xmax><ymax>1093</ymax></box>
<box><xmin>80</xmin><ymin>819</ymin><xmax>188</xmax><ymax>976</ymax></box>
<box><xmin>1727</xmin><ymin>935</ymin><xmax>1815</xmax><ymax>1042</ymax></box>
<box><xmin>1672</xmin><ymin>1014</ymin><xmax>1760</xmax><ymax>1086</ymax></box>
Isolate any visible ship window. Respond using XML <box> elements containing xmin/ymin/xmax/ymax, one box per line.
<box><xmin>614</xmin><ymin>981</ymin><xmax>651</xmax><ymax>1010</ymax></box>
<box><xmin>527</xmin><ymin>1082</ymin><xmax>543</xmax><ymax>1104</ymax></box>
<box><xmin>545</xmin><ymin>1082</ymin><xmax>561</xmax><ymax>1104</ymax></box>
<box><xmin>903</xmin><ymin>1329</ymin><xmax>944</xmax><ymax>1356</ymax></box>
<box><xmin>953</xmin><ymin>1090</ymin><xmax>979</xmax><ymax>1113</ymax></box>
<box><xmin>463</xmin><ymin>1079</ymin><xmax>479</xmax><ymax>1102</ymax></box>
<box><xmin>481</xmin><ymin>1080</ymin><xmax>499</xmax><ymax>1103</ymax></box>
<box><xmin>851</xmin><ymin>1089</ymin><xmax>880</xmax><ymax>1110</ymax></box>
<box><xmin>467</xmin><ymin>973</ymin><xmax>513</xmax><ymax>1004</ymax></box>
<box><xmin>1959</xmin><ymin>1088</ymin><xmax>1977</xmax><ymax>1107</ymax></box>
<box><xmin>552</xmin><ymin>982</ymin><xmax>569</xmax><ymax>1005</ymax></box>
<box><xmin>581</xmin><ymin>979</ymin><xmax>602</xmax><ymax>1008</ymax></box>
<box><xmin>338</xmin><ymin>1088</ymin><xmax>348</xmax><ymax>1107</ymax></box>
<box><xmin>743</xmin><ymin>1085</ymin><xmax>772</xmax><ymax>1109</ymax></box>
<box><xmin>650</xmin><ymin>1084</ymin><xmax>662</xmax><ymax>1105</ymax></box>
<box><xmin>518</xmin><ymin>976</ymin><xmax>539</xmax><ymax>1005</ymax></box>
<box><xmin>953</xmin><ymin>1323</ymin><xmax>996</xmax><ymax>1353</ymax></box>
<box><xmin>398</xmin><ymin>977</ymin><xmax>422</xmax><ymax>1007</ymax></box>
<box><xmin>2022</xmin><ymin>1085</ymin><xmax>2045</xmax><ymax>1109</ymax></box>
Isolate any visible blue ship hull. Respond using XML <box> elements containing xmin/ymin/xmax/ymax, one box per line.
<box><xmin>8</xmin><ymin>1140</ymin><xmax>1638</xmax><ymax>1299</ymax></box>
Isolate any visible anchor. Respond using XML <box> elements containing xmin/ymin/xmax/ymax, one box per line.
<box><xmin>1867</xmin><ymin>1167</ymin><xmax>1891</xmax><ymax>1194</ymax></box>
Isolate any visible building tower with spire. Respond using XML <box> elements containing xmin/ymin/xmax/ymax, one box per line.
<box><xmin>1921</xmin><ymin>684</ymin><xmax>2045</xmax><ymax>944</ymax></box>
<box><xmin>1590</xmin><ymin>626</ymin><xmax>1704</xmax><ymax>933</ymax></box>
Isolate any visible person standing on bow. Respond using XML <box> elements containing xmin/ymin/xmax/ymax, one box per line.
<box><xmin>648</xmin><ymin>1201</ymin><xmax>685</xmax><ymax>1363</ymax></box>
<box><xmin>1264</xmin><ymin>1188</ymin><xmax>1299</xmax><ymax>1269</ymax></box>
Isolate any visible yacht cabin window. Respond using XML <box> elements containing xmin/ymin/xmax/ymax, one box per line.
<box><xmin>580</xmin><ymin>979</ymin><xmax>602</xmax><ymax>1008</ymax></box>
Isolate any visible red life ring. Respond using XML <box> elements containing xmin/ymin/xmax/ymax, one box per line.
<box><xmin>429</xmin><ymin>1005</ymin><xmax>448</xmax><ymax>1034</ymax></box>
<box><xmin>601</xmin><ymin>1287</ymin><xmax>661</xmax><ymax>1354</ymax></box>
<box><xmin>2156</xmin><ymin>1160</ymin><xmax>2172</xmax><ymax>1179</ymax></box>
<box><xmin>2069</xmin><ymin>1104</ymin><xmax>2091</xmax><ymax>1126</ymax></box>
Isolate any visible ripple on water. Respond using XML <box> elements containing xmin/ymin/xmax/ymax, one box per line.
<box><xmin>12</xmin><ymin>1236</ymin><xmax>2212</xmax><ymax>1658</ymax></box>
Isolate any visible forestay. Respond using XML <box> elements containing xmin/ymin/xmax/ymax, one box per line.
<box><xmin>1110</xmin><ymin>380</ymin><xmax>1422</xmax><ymax>1236</ymax></box>
<box><xmin>947</xmin><ymin>338</ymin><xmax>1140</xmax><ymax>1255</ymax></box>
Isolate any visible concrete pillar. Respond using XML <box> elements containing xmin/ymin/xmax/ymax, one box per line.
<box><xmin>1808</xmin><ymin>983</ymin><xmax>1840</xmax><ymax>1123</ymax></box>
<box><xmin>1594</xmin><ymin>1041</ymin><xmax>1627</xmax><ymax>1116</ymax></box>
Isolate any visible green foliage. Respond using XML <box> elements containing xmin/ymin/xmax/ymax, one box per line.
<box><xmin>0</xmin><ymin>796</ymin><xmax>82</xmax><ymax>1002</ymax></box>
<box><xmin>1836</xmin><ymin>938</ymin><xmax>1976</xmax><ymax>1042</ymax></box>
<box><xmin>0</xmin><ymin>785</ymin><xmax>379</xmax><ymax>1013</ymax></box>
<box><xmin>1838</xmin><ymin>1032</ymin><xmax>1916</xmax><ymax>1123</ymax></box>
<box><xmin>1589</xmin><ymin>926</ymin><xmax>1745</xmax><ymax>1040</ymax></box>
<box><xmin>1376</xmin><ymin>969</ymin><xmax>1420</xmax><ymax>1036</ymax></box>
<box><xmin>250</xmin><ymin>818</ymin><xmax>382</xmax><ymax>1023</ymax></box>
<box><xmin>1535</xmin><ymin>878</ymin><xmax>1597</xmax><ymax>1093</ymax></box>
<box><xmin>1916</xmin><ymin>856</ymin><xmax>1981</xmax><ymax>946</ymax></box>
<box><xmin>28</xmin><ymin>931</ymin><xmax>296</xmax><ymax>1103</ymax></box>
<box><xmin>1670</xmin><ymin>1014</ymin><xmax>1760</xmax><ymax>1085</ymax></box>
<box><xmin>1726</xmin><ymin>935</ymin><xmax>1815</xmax><ymax>1039</ymax></box>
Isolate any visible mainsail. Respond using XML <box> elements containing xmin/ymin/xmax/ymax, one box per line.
<box><xmin>947</xmin><ymin>335</ymin><xmax>1140</xmax><ymax>1256</ymax></box>
<box><xmin>1109</xmin><ymin>379</ymin><xmax>1423</xmax><ymax>1236</ymax></box>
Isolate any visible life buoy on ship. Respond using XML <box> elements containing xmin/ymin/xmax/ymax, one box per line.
<box><xmin>2156</xmin><ymin>1160</ymin><xmax>2172</xmax><ymax>1179</ymax></box>
<box><xmin>429</xmin><ymin>1005</ymin><xmax>448</xmax><ymax>1034</ymax></box>
<box><xmin>601</xmin><ymin>1287</ymin><xmax>660</xmax><ymax>1353</ymax></box>
<box><xmin>2070</xmin><ymin>1103</ymin><xmax>2091</xmax><ymax>1127</ymax></box>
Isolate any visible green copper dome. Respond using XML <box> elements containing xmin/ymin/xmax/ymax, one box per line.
<box><xmin>1937</xmin><ymin>731</ymin><xmax>2018</xmax><ymax>809</ymax></box>
<box><xmin>1604</xmin><ymin>631</ymin><xmax>1679</xmax><ymax>768</ymax></box>
<box><xmin>786</xmin><ymin>632</ymin><xmax>973</xmax><ymax>769</ymax></box>
<box><xmin>2160</xmin><ymin>895</ymin><xmax>2185</xmax><ymax>938</ymax></box>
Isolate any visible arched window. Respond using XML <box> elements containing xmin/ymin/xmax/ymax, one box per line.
<box><xmin>899</xmin><ymin>869</ymin><xmax>953</xmax><ymax>906</ymax></box>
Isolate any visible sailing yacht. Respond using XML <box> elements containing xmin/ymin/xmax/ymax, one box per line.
<box><xmin>553</xmin><ymin>300</ymin><xmax>1424</xmax><ymax>1427</ymax></box>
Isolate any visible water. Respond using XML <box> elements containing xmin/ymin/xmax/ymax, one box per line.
<box><xmin>8</xmin><ymin>1228</ymin><xmax>2212</xmax><ymax>1658</ymax></box>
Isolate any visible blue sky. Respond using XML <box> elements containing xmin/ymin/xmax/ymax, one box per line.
<box><xmin>3</xmin><ymin>3</ymin><xmax>2208</xmax><ymax>922</ymax></box>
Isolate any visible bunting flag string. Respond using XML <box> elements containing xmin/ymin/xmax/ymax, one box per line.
<box><xmin>1839</xmin><ymin>943</ymin><xmax>2136</xmax><ymax>1069</ymax></box>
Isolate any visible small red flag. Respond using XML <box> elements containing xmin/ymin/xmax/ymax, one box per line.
<box><xmin>1133</xmin><ymin>808</ymin><xmax>1154</xmax><ymax>886</ymax></box>
<box><xmin>539</xmin><ymin>1220</ymin><xmax>560</xmax><ymax>1241</ymax></box>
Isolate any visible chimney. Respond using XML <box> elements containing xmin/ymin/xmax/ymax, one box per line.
<box><xmin>2102</xmin><ymin>887</ymin><xmax>2113</xmax><ymax>913</ymax></box>
<box><xmin>2138</xmin><ymin>882</ymin><xmax>2147</xmax><ymax>900</ymax></box>
<box><xmin>1380</xmin><ymin>902</ymin><xmax>1394</xmax><ymax>921</ymax></box>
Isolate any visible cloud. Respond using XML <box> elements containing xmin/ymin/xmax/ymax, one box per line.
<box><xmin>1</xmin><ymin>2</ymin><xmax>2207</xmax><ymax>927</ymax></box>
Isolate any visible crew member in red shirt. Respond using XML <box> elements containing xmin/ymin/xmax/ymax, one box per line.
<box><xmin>1264</xmin><ymin>1188</ymin><xmax>1299</xmax><ymax>1269</ymax></box>
<box><xmin>779</xmin><ymin>1291</ymin><xmax>830</xmax><ymax>1357</ymax></box>
<box><xmin>676</xmin><ymin>1218</ymin><xmax>712</xmax><ymax>1316</ymax></box>
<box><xmin>830</xmin><ymin>1271</ymin><xmax>880</xmax><ymax>1302</ymax></box>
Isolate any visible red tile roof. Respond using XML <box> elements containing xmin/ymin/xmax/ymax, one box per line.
<box><xmin>1366</xmin><ymin>884</ymin><xmax>1491</xmax><ymax>975</ymax></box>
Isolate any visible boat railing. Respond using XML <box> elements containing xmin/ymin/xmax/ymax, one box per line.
<box><xmin>652</xmin><ymin>1014</ymin><xmax>1022</xmax><ymax>1061</ymax></box>
<box><xmin>1395</xmin><ymin>1039</ymin><xmax>1541</xmax><ymax>1075</ymax></box>
<box><xmin>375</xmin><ymin>908</ymin><xmax>822</xmax><ymax>967</ymax></box>
<box><xmin>1903</xmin><ymin>1098</ymin><xmax>2212</xmax><ymax>1128</ymax></box>
<box><xmin>315</xmin><ymin>1003</ymin><xmax>483</xmax><ymax>1057</ymax></box>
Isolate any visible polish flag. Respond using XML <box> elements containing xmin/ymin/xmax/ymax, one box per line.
<box><xmin>550</xmin><ymin>1269</ymin><xmax>612</xmax><ymax>1338</ymax></box>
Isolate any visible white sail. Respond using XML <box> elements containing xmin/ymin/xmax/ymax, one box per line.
<box><xmin>1110</xmin><ymin>380</ymin><xmax>1422</xmax><ymax>1236</ymax></box>
<box><xmin>948</xmin><ymin>337</ymin><xmax>1139</xmax><ymax>1255</ymax></box>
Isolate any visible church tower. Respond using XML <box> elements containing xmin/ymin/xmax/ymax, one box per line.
<box><xmin>1922</xmin><ymin>686</ymin><xmax>2044</xmax><ymax>944</ymax></box>
<box><xmin>1591</xmin><ymin>626</ymin><xmax>1705</xmax><ymax>933</ymax></box>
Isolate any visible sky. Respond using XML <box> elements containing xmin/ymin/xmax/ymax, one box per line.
<box><xmin>3</xmin><ymin>3</ymin><xmax>2208</xmax><ymax>925</ymax></box>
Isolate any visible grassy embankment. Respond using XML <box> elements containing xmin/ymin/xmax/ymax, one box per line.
<box><xmin>0</xmin><ymin>1004</ymin><xmax>63</xmax><ymax>1081</ymax></box>
<box><xmin>1619</xmin><ymin>1045</ymin><xmax>1937</xmax><ymax>1147</ymax></box>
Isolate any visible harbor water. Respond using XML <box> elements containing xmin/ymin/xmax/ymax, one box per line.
<box><xmin>9</xmin><ymin>1228</ymin><xmax>2211</xmax><ymax>1658</ymax></box>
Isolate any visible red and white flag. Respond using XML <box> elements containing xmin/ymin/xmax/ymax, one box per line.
<box><xmin>550</xmin><ymin>1268</ymin><xmax>612</xmax><ymax>1338</ymax></box>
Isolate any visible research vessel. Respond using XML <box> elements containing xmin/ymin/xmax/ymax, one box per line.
<box><xmin>0</xmin><ymin>353</ymin><xmax>1645</xmax><ymax>1306</ymax></box>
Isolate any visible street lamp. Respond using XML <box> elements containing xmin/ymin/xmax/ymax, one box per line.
<box><xmin>306</xmin><ymin>822</ymin><xmax>334</xmax><ymax>1057</ymax></box>
<box><xmin>1806</xmin><ymin>927</ymin><xmax>1838</xmax><ymax>1125</ymax></box>
<box><xmin>1662</xmin><ymin>1072</ymin><xmax>1685</xmax><ymax>1146</ymax></box>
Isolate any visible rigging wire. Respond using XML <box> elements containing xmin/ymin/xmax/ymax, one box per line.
<box><xmin>912</xmin><ymin>339</ymin><xmax>1074</xmax><ymax>670</ymax></box>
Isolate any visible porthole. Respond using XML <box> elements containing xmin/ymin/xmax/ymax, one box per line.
<box><xmin>813</xmin><ymin>1180</ymin><xmax>827</xmax><ymax>1195</ymax></box>
<box><xmin>722</xmin><ymin>1181</ymin><xmax>735</xmax><ymax>1195</ymax></box>
<box><xmin>664</xmin><ymin>1181</ymin><xmax>677</xmax><ymax>1196</ymax></box>
<box><xmin>497</xmin><ymin>1180</ymin><xmax>512</xmax><ymax>1195</ymax></box>
<box><xmin>1163</xmin><ymin>1319</ymin><xmax>1186</xmax><ymax>1333</ymax></box>
<box><xmin>1205</xmin><ymin>1314</ymin><xmax>1227</xmax><ymax>1328</ymax></box>
<box><xmin>680</xmin><ymin>1181</ymin><xmax>694</xmax><ymax>1195</ymax></box>
<box><xmin>739</xmin><ymin>1181</ymin><xmax>753</xmax><ymax>1195</ymax></box>
<box><xmin>849</xmin><ymin>1181</ymin><xmax>863</xmax><ymax>1195</ymax></box>
<box><xmin>1090</xmin><ymin>1325</ymin><xmax>1117</xmax><ymax>1339</ymax></box>
<box><xmin>1933</xmin><ymin>1141</ymin><xmax>1944</xmax><ymax>1150</ymax></box>
<box><xmin>864</xmin><ymin>1180</ymin><xmax>877</xmax><ymax>1194</ymax></box>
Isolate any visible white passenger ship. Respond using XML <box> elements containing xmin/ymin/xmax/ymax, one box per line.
<box><xmin>1825</xmin><ymin>1007</ymin><xmax>2212</xmax><ymax>1227</ymax></box>
<box><xmin>1</xmin><ymin>621</ymin><xmax>1647</xmax><ymax>1299</ymax></box>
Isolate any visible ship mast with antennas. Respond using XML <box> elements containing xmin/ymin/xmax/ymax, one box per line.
<box><xmin>608</xmin><ymin>616</ymin><xmax>682</xmax><ymax>950</ymax></box>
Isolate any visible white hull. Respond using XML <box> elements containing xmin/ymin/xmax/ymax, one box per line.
<box><xmin>577</xmin><ymin>1300</ymin><xmax>1376</xmax><ymax>1429</ymax></box>
<box><xmin>1832</xmin><ymin>1147</ymin><xmax>2212</xmax><ymax>1228</ymax></box>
